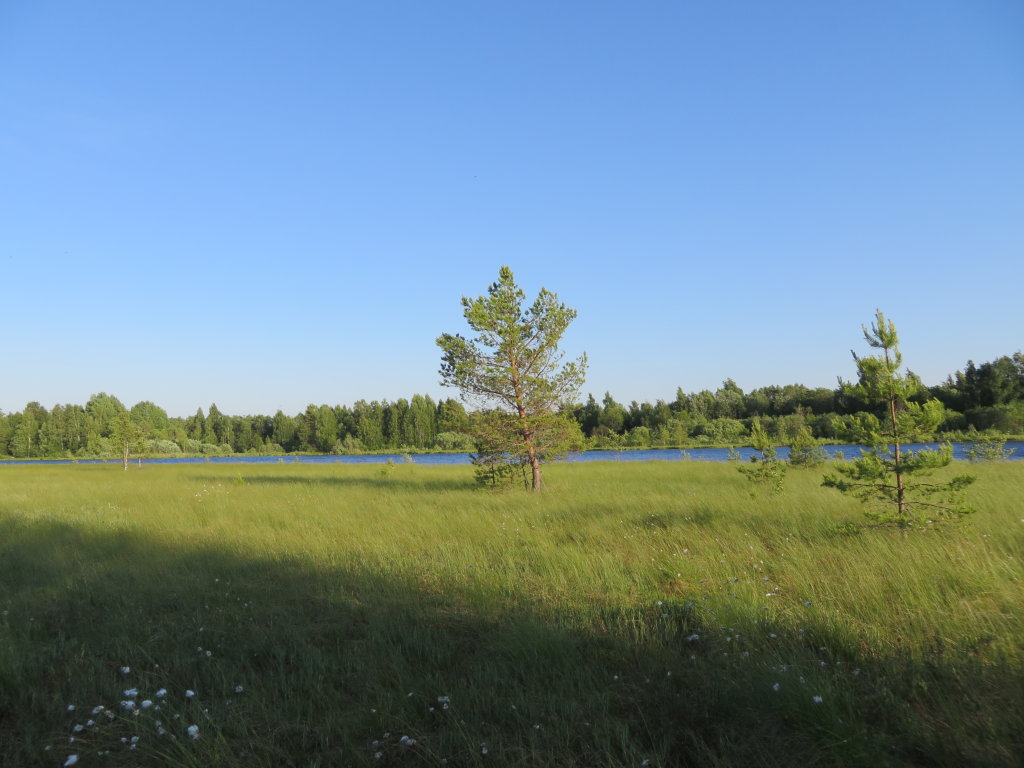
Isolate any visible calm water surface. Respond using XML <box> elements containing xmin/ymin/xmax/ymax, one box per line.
<box><xmin>3</xmin><ymin>442</ymin><xmax>1021</xmax><ymax>466</ymax></box>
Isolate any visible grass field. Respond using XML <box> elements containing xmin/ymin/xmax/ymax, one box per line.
<box><xmin>1</xmin><ymin>461</ymin><xmax>1021</xmax><ymax>767</ymax></box>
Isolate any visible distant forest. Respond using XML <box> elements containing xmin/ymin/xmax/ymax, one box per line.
<box><xmin>2</xmin><ymin>353</ymin><xmax>1022</xmax><ymax>459</ymax></box>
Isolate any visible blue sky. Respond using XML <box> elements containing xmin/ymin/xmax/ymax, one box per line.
<box><xmin>2</xmin><ymin>1</ymin><xmax>1022</xmax><ymax>417</ymax></box>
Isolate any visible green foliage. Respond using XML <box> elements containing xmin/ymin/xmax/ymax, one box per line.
<box><xmin>738</xmin><ymin>417</ymin><xmax>786</xmax><ymax>493</ymax></box>
<box><xmin>470</xmin><ymin>410</ymin><xmax>584</xmax><ymax>489</ymax></box>
<box><xmin>823</xmin><ymin>311</ymin><xmax>975</xmax><ymax>528</ymax></box>
<box><xmin>964</xmin><ymin>402</ymin><xmax>1024</xmax><ymax>434</ymax></box>
<box><xmin>433</xmin><ymin>431</ymin><xmax>476</xmax><ymax>451</ymax></box>
<box><xmin>182</xmin><ymin>438</ymin><xmax>226</xmax><ymax>455</ymax></box>
<box><xmin>110</xmin><ymin>410</ymin><xmax>144</xmax><ymax>470</ymax></box>
<box><xmin>694</xmin><ymin>417</ymin><xmax>748</xmax><ymax>444</ymax></box>
<box><xmin>966</xmin><ymin>436</ymin><xmax>1013</xmax><ymax>462</ymax></box>
<box><xmin>826</xmin><ymin>445</ymin><xmax>976</xmax><ymax>526</ymax></box>
<box><xmin>787</xmin><ymin>424</ymin><xmax>827</xmax><ymax>468</ymax></box>
<box><xmin>148</xmin><ymin>438</ymin><xmax>183</xmax><ymax>454</ymax></box>
<box><xmin>3</xmin><ymin>340</ymin><xmax>1020</xmax><ymax>460</ymax></box>
<box><xmin>437</xmin><ymin>266</ymin><xmax>586</xmax><ymax>490</ymax></box>
<box><xmin>624</xmin><ymin>425</ymin><xmax>651</xmax><ymax>447</ymax></box>
<box><xmin>337</xmin><ymin>434</ymin><xmax>364</xmax><ymax>453</ymax></box>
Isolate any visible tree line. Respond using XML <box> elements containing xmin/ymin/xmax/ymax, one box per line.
<box><xmin>0</xmin><ymin>395</ymin><xmax>473</xmax><ymax>459</ymax></box>
<box><xmin>574</xmin><ymin>350</ymin><xmax>1024</xmax><ymax>448</ymax></box>
<box><xmin>1</xmin><ymin>352</ymin><xmax>1021</xmax><ymax>460</ymax></box>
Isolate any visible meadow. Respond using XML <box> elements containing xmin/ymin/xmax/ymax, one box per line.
<box><xmin>0</xmin><ymin>461</ymin><xmax>1021</xmax><ymax>767</ymax></box>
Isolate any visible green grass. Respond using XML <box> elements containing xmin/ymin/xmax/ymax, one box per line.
<box><xmin>1</xmin><ymin>461</ymin><xmax>1021</xmax><ymax>767</ymax></box>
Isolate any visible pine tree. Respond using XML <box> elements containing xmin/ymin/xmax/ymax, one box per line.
<box><xmin>738</xmin><ymin>416</ymin><xmax>786</xmax><ymax>493</ymax></box>
<box><xmin>787</xmin><ymin>424</ymin><xmax>827</xmax><ymax>468</ymax></box>
<box><xmin>823</xmin><ymin>310</ymin><xmax>974</xmax><ymax>528</ymax></box>
<box><xmin>437</xmin><ymin>266</ymin><xmax>586</xmax><ymax>491</ymax></box>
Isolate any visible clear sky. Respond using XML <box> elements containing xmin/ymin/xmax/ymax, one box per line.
<box><xmin>2</xmin><ymin>1</ymin><xmax>1022</xmax><ymax>417</ymax></box>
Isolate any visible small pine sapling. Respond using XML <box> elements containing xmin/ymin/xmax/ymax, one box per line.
<box><xmin>739</xmin><ymin>417</ymin><xmax>786</xmax><ymax>494</ymax></box>
<box><xmin>787</xmin><ymin>424</ymin><xmax>827</xmax><ymax>468</ymax></box>
<box><xmin>823</xmin><ymin>310</ymin><xmax>975</xmax><ymax>528</ymax></box>
<box><xmin>965</xmin><ymin>436</ymin><xmax>1013</xmax><ymax>462</ymax></box>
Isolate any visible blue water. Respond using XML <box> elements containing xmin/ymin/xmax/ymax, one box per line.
<box><xmin>2</xmin><ymin>442</ymin><xmax>1021</xmax><ymax>466</ymax></box>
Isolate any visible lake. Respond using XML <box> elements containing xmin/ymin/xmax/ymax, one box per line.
<box><xmin>2</xmin><ymin>441</ymin><xmax>1021</xmax><ymax>466</ymax></box>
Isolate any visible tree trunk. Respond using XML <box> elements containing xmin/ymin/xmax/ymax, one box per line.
<box><xmin>888</xmin><ymin>394</ymin><xmax>906</xmax><ymax>516</ymax></box>
<box><xmin>528</xmin><ymin>445</ymin><xmax>543</xmax><ymax>492</ymax></box>
<box><xmin>122</xmin><ymin>441</ymin><xmax>130</xmax><ymax>471</ymax></box>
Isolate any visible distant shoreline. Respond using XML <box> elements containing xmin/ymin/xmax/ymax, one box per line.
<box><xmin>2</xmin><ymin>440</ymin><xmax>1022</xmax><ymax>465</ymax></box>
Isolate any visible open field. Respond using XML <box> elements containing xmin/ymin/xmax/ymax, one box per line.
<box><xmin>1</xmin><ymin>462</ymin><xmax>1021</xmax><ymax>767</ymax></box>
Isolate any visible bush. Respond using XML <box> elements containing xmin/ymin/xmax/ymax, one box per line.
<box><xmin>148</xmin><ymin>439</ymin><xmax>182</xmax><ymax>454</ymax></box>
<box><xmin>966</xmin><ymin>437</ymin><xmax>1013</xmax><ymax>462</ymax></box>
<box><xmin>434</xmin><ymin>431</ymin><xmax>476</xmax><ymax>451</ymax></box>
<box><xmin>336</xmin><ymin>435</ymin><xmax>364</xmax><ymax>454</ymax></box>
<box><xmin>965</xmin><ymin>403</ymin><xmax>1024</xmax><ymax>434</ymax></box>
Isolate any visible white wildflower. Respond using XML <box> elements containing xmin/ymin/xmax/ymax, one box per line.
<box><xmin>185</xmin><ymin>689</ymin><xmax>196</xmax><ymax>698</ymax></box>
<box><xmin>66</xmin><ymin>705</ymin><xmax>75</xmax><ymax>712</ymax></box>
<box><xmin>812</xmin><ymin>695</ymin><xmax>823</xmax><ymax>703</ymax></box>
<box><xmin>63</xmin><ymin>756</ymin><xmax>79</xmax><ymax>767</ymax></box>
<box><xmin>772</xmin><ymin>683</ymin><xmax>781</xmax><ymax>691</ymax></box>
<box><xmin>187</xmin><ymin>724</ymin><xmax>200</xmax><ymax>740</ymax></box>
<box><xmin>120</xmin><ymin>666</ymin><xmax>130</xmax><ymax>674</ymax></box>
<box><xmin>155</xmin><ymin>688</ymin><xmax>168</xmax><ymax>698</ymax></box>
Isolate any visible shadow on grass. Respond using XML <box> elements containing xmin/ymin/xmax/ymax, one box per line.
<box><xmin>0</xmin><ymin>515</ymin><xmax>1019</xmax><ymax>768</ymax></box>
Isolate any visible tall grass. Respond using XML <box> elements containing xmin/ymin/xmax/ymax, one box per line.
<box><xmin>1</xmin><ymin>461</ymin><xmax>1021</xmax><ymax>766</ymax></box>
